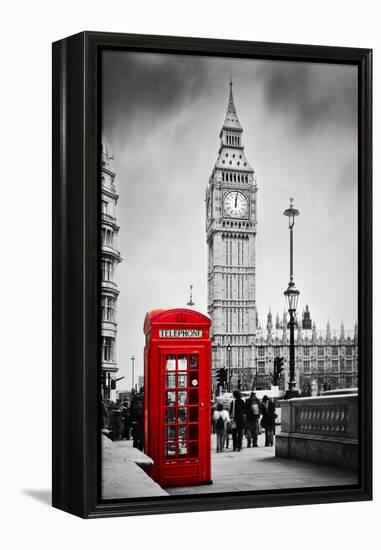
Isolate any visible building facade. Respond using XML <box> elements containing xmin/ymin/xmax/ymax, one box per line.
<box><xmin>248</xmin><ymin>308</ymin><xmax>358</xmax><ymax>393</ymax></box>
<box><xmin>101</xmin><ymin>138</ymin><xmax>122</xmax><ymax>398</ymax></box>
<box><xmin>206</xmin><ymin>81</ymin><xmax>258</xmax><ymax>383</ymax></box>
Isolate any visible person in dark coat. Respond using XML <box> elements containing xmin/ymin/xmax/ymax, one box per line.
<box><xmin>229</xmin><ymin>390</ymin><xmax>246</xmax><ymax>452</ymax></box>
<box><xmin>110</xmin><ymin>400</ymin><xmax>123</xmax><ymax>441</ymax></box>
<box><xmin>260</xmin><ymin>395</ymin><xmax>276</xmax><ymax>446</ymax></box>
<box><xmin>121</xmin><ymin>399</ymin><xmax>131</xmax><ymax>440</ymax></box>
<box><xmin>130</xmin><ymin>388</ymin><xmax>144</xmax><ymax>451</ymax></box>
<box><xmin>245</xmin><ymin>391</ymin><xmax>260</xmax><ymax>447</ymax></box>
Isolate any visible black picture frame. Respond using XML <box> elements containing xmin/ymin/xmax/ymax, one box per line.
<box><xmin>52</xmin><ymin>31</ymin><xmax>372</xmax><ymax>519</ymax></box>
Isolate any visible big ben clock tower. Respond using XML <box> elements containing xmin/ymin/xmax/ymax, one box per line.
<box><xmin>206</xmin><ymin>80</ymin><xmax>258</xmax><ymax>387</ymax></box>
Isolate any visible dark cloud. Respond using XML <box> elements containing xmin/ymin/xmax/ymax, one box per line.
<box><xmin>258</xmin><ymin>62</ymin><xmax>357</xmax><ymax>133</ymax></box>
<box><xmin>102</xmin><ymin>51</ymin><xmax>210</xmax><ymax>140</ymax></box>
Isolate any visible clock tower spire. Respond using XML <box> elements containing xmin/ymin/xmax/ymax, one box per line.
<box><xmin>206</xmin><ymin>81</ymin><xmax>258</xmax><ymax>390</ymax></box>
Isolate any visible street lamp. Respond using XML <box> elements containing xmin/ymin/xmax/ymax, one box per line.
<box><xmin>131</xmin><ymin>355</ymin><xmax>135</xmax><ymax>391</ymax></box>
<box><xmin>283</xmin><ymin>198</ymin><xmax>300</xmax><ymax>399</ymax></box>
<box><xmin>227</xmin><ymin>342</ymin><xmax>232</xmax><ymax>392</ymax></box>
<box><xmin>187</xmin><ymin>284</ymin><xmax>195</xmax><ymax>307</ymax></box>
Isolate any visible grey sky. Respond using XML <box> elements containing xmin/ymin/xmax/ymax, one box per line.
<box><xmin>102</xmin><ymin>51</ymin><xmax>358</xmax><ymax>388</ymax></box>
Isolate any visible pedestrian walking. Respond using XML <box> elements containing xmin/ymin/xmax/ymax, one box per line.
<box><xmin>121</xmin><ymin>399</ymin><xmax>131</xmax><ymax>440</ymax></box>
<box><xmin>110</xmin><ymin>400</ymin><xmax>123</xmax><ymax>441</ymax></box>
<box><xmin>260</xmin><ymin>395</ymin><xmax>277</xmax><ymax>446</ymax></box>
<box><xmin>245</xmin><ymin>391</ymin><xmax>260</xmax><ymax>447</ymax></box>
<box><xmin>229</xmin><ymin>390</ymin><xmax>246</xmax><ymax>452</ymax></box>
<box><xmin>130</xmin><ymin>387</ymin><xmax>144</xmax><ymax>451</ymax></box>
<box><xmin>213</xmin><ymin>402</ymin><xmax>230</xmax><ymax>453</ymax></box>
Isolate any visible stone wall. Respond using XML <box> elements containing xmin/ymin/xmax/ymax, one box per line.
<box><xmin>275</xmin><ymin>393</ymin><xmax>358</xmax><ymax>471</ymax></box>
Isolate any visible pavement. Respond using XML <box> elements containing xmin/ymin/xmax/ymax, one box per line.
<box><xmin>102</xmin><ymin>435</ymin><xmax>168</xmax><ymax>499</ymax></box>
<box><xmin>102</xmin><ymin>432</ymin><xmax>357</xmax><ymax>499</ymax></box>
<box><xmin>166</xmin><ymin>430</ymin><xmax>358</xmax><ymax>495</ymax></box>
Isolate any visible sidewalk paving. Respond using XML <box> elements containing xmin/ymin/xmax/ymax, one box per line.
<box><xmin>102</xmin><ymin>433</ymin><xmax>357</xmax><ymax>499</ymax></box>
<box><xmin>166</xmin><ymin>432</ymin><xmax>357</xmax><ymax>495</ymax></box>
<box><xmin>102</xmin><ymin>436</ymin><xmax>168</xmax><ymax>499</ymax></box>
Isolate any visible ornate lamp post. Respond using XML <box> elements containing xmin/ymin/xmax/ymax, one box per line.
<box><xmin>187</xmin><ymin>284</ymin><xmax>195</xmax><ymax>307</ymax></box>
<box><xmin>283</xmin><ymin>198</ymin><xmax>300</xmax><ymax>399</ymax></box>
<box><xmin>131</xmin><ymin>355</ymin><xmax>135</xmax><ymax>391</ymax></box>
<box><xmin>227</xmin><ymin>342</ymin><xmax>232</xmax><ymax>392</ymax></box>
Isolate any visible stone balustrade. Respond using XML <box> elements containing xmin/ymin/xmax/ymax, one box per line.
<box><xmin>275</xmin><ymin>393</ymin><xmax>358</xmax><ymax>471</ymax></box>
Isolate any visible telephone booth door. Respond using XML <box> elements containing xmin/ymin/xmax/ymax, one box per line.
<box><xmin>144</xmin><ymin>309</ymin><xmax>211</xmax><ymax>488</ymax></box>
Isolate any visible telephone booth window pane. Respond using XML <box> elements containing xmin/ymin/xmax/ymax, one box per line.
<box><xmin>178</xmin><ymin>355</ymin><xmax>188</xmax><ymax>370</ymax></box>
<box><xmin>189</xmin><ymin>389</ymin><xmax>198</xmax><ymax>405</ymax></box>
<box><xmin>178</xmin><ymin>391</ymin><xmax>187</xmax><ymax>406</ymax></box>
<box><xmin>166</xmin><ymin>426</ymin><xmax>176</xmax><ymax>439</ymax></box>
<box><xmin>178</xmin><ymin>407</ymin><xmax>187</xmax><ymax>423</ymax></box>
<box><xmin>189</xmin><ymin>406</ymin><xmax>198</xmax><ymax>422</ymax></box>
<box><xmin>189</xmin><ymin>442</ymin><xmax>198</xmax><ymax>458</ymax></box>
<box><xmin>166</xmin><ymin>372</ymin><xmax>176</xmax><ymax>388</ymax></box>
<box><xmin>166</xmin><ymin>441</ymin><xmax>176</xmax><ymax>458</ymax></box>
<box><xmin>190</xmin><ymin>372</ymin><xmax>199</xmax><ymax>387</ymax></box>
<box><xmin>178</xmin><ymin>373</ymin><xmax>187</xmax><ymax>388</ymax></box>
<box><xmin>190</xmin><ymin>355</ymin><xmax>198</xmax><ymax>369</ymax></box>
<box><xmin>166</xmin><ymin>391</ymin><xmax>176</xmax><ymax>406</ymax></box>
<box><xmin>178</xmin><ymin>425</ymin><xmax>188</xmax><ymax>440</ymax></box>
<box><xmin>177</xmin><ymin>440</ymin><xmax>188</xmax><ymax>457</ymax></box>
<box><xmin>166</xmin><ymin>408</ymin><xmax>176</xmax><ymax>423</ymax></box>
<box><xmin>189</xmin><ymin>425</ymin><xmax>198</xmax><ymax>440</ymax></box>
<box><xmin>166</xmin><ymin>355</ymin><xmax>176</xmax><ymax>371</ymax></box>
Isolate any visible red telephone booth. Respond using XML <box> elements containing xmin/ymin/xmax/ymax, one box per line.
<box><xmin>143</xmin><ymin>308</ymin><xmax>212</xmax><ymax>488</ymax></box>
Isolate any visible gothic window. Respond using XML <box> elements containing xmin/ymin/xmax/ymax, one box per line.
<box><xmin>332</xmin><ymin>360</ymin><xmax>339</xmax><ymax>371</ymax></box>
<box><xmin>258</xmin><ymin>361</ymin><xmax>266</xmax><ymax>374</ymax></box>
<box><xmin>303</xmin><ymin>347</ymin><xmax>310</xmax><ymax>356</ymax></box>
<box><xmin>345</xmin><ymin>359</ymin><xmax>352</xmax><ymax>371</ymax></box>
<box><xmin>258</xmin><ymin>347</ymin><xmax>265</xmax><ymax>357</ymax></box>
<box><xmin>346</xmin><ymin>347</ymin><xmax>352</xmax><ymax>356</ymax></box>
<box><xmin>229</xmin><ymin>240</ymin><xmax>232</xmax><ymax>266</ymax></box>
<box><xmin>318</xmin><ymin>347</ymin><xmax>324</xmax><ymax>356</ymax></box>
<box><xmin>318</xmin><ymin>360</ymin><xmax>324</xmax><ymax>372</ymax></box>
<box><xmin>332</xmin><ymin>347</ymin><xmax>338</xmax><ymax>356</ymax></box>
<box><xmin>303</xmin><ymin>361</ymin><xmax>310</xmax><ymax>372</ymax></box>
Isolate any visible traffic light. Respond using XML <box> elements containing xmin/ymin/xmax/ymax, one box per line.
<box><xmin>216</xmin><ymin>369</ymin><xmax>221</xmax><ymax>385</ymax></box>
<box><xmin>220</xmin><ymin>368</ymin><xmax>228</xmax><ymax>386</ymax></box>
<box><xmin>273</xmin><ymin>357</ymin><xmax>284</xmax><ymax>385</ymax></box>
<box><xmin>101</xmin><ymin>370</ymin><xmax>106</xmax><ymax>387</ymax></box>
<box><xmin>216</xmin><ymin>368</ymin><xmax>228</xmax><ymax>388</ymax></box>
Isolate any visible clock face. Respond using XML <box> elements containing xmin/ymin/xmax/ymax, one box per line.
<box><xmin>224</xmin><ymin>191</ymin><xmax>248</xmax><ymax>218</ymax></box>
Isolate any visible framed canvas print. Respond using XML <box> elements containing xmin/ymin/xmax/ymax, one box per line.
<box><xmin>52</xmin><ymin>31</ymin><xmax>372</xmax><ymax>518</ymax></box>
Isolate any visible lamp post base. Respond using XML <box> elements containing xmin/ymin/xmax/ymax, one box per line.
<box><xmin>284</xmin><ymin>389</ymin><xmax>300</xmax><ymax>400</ymax></box>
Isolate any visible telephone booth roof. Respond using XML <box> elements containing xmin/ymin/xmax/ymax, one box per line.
<box><xmin>143</xmin><ymin>308</ymin><xmax>211</xmax><ymax>334</ymax></box>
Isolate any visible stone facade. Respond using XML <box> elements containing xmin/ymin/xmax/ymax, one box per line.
<box><xmin>251</xmin><ymin>308</ymin><xmax>358</xmax><ymax>393</ymax></box>
<box><xmin>101</xmin><ymin>138</ymin><xmax>122</xmax><ymax>398</ymax></box>
<box><xmin>206</xmin><ymin>81</ymin><xmax>258</xmax><ymax>383</ymax></box>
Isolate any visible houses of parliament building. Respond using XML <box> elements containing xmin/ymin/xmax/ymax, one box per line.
<box><xmin>206</xmin><ymin>81</ymin><xmax>358</xmax><ymax>394</ymax></box>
